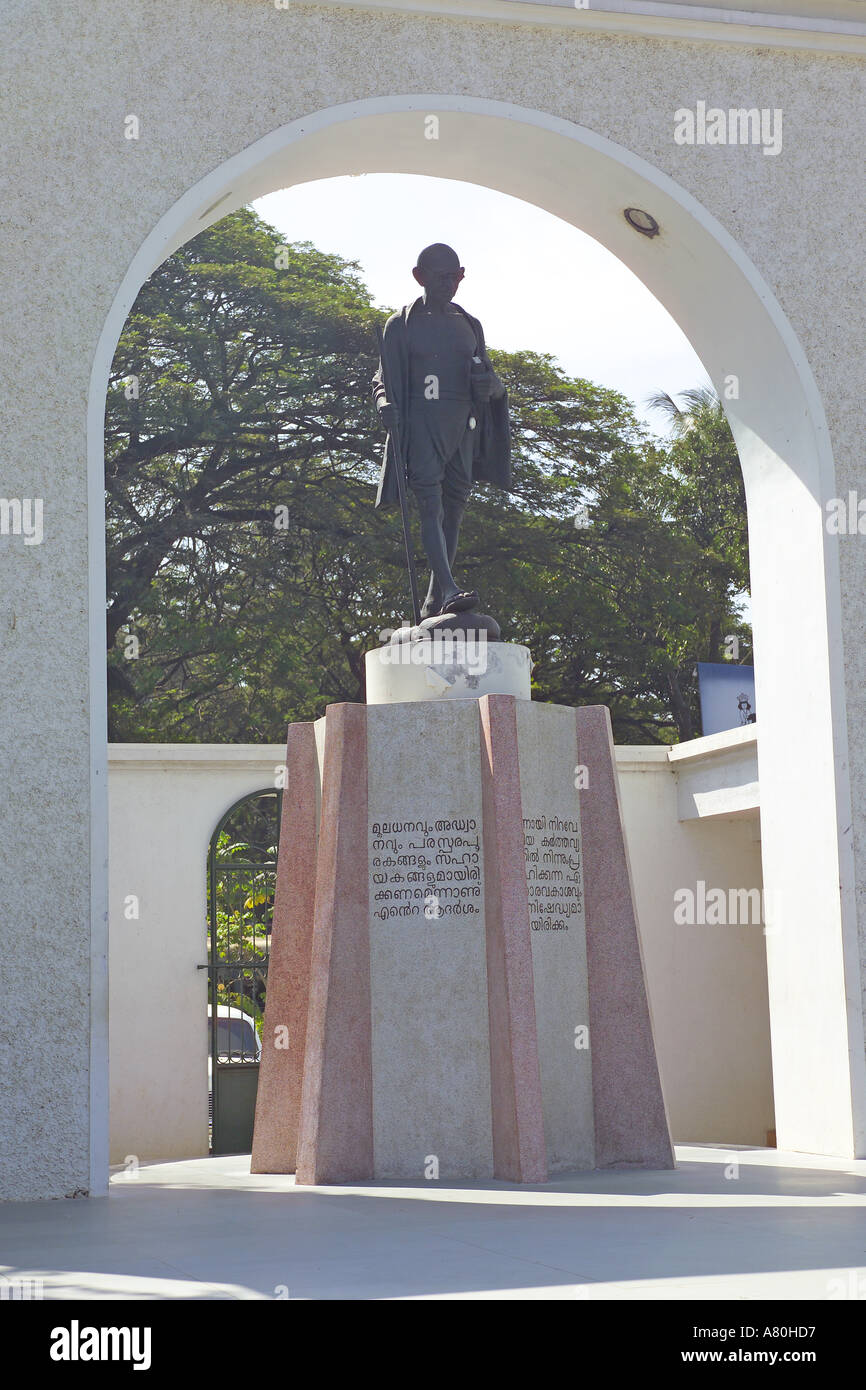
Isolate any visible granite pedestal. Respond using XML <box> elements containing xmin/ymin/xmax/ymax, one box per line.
<box><xmin>252</xmin><ymin>660</ymin><xmax>673</xmax><ymax>1182</ymax></box>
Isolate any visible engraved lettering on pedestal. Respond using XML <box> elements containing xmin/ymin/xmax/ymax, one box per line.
<box><xmin>371</xmin><ymin>817</ymin><xmax>481</xmax><ymax>923</ymax></box>
<box><xmin>522</xmin><ymin>814</ymin><xmax>583</xmax><ymax>932</ymax></box>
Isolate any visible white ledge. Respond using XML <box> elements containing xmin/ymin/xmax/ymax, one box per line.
<box><xmin>108</xmin><ymin>743</ymin><xmax>286</xmax><ymax>770</ymax></box>
<box><xmin>667</xmin><ymin>722</ymin><xmax>758</xmax><ymax>764</ymax></box>
<box><xmin>615</xmin><ymin>745</ymin><xmax>673</xmax><ymax>769</ymax></box>
<box><xmin>667</xmin><ymin>724</ymin><xmax>760</xmax><ymax>819</ymax></box>
<box><xmin>314</xmin><ymin>0</ymin><xmax>866</xmax><ymax>54</ymax></box>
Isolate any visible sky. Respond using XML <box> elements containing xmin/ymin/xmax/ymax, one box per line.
<box><xmin>253</xmin><ymin>173</ymin><xmax>709</xmax><ymax>431</ymax></box>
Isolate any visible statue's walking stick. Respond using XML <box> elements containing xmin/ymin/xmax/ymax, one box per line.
<box><xmin>375</xmin><ymin>321</ymin><xmax>422</xmax><ymax>628</ymax></box>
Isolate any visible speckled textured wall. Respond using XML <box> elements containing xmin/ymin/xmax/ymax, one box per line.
<box><xmin>2</xmin><ymin>0</ymin><xmax>865</xmax><ymax>1195</ymax></box>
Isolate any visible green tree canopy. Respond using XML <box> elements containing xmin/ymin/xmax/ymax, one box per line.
<box><xmin>106</xmin><ymin>208</ymin><xmax>751</xmax><ymax>744</ymax></box>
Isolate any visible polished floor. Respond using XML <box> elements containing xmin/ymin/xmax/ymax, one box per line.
<box><xmin>2</xmin><ymin>1145</ymin><xmax>866</xmax><ymax>1300</ymax></box>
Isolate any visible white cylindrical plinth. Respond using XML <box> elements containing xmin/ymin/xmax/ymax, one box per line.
<box><xmin>365</xmin><ymin>637</ymin><xmax>532</xmax><ymax>704</ymax></box>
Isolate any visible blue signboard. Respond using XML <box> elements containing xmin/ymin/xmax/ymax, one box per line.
<box><xmin>696</xmin><ymin>662</ymin><xmax>756</xmax><ymax>736</ymax></box>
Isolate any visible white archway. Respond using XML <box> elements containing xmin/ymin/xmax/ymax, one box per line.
<box><xmin>90</xmin><ymin>95</ymin><xmax>866</xmax><ymax>1169</ymax></box>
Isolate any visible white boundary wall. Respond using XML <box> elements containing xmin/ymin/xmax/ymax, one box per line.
<box><xmin>108</xmin><ymin>747</ymin><xmax>285</xmax><ymax>1165</ymax></box>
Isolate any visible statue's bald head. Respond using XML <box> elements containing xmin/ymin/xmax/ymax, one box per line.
<box><xmin>412</xmin><ymin>244</ymin><xmax>465</xmax><ymax>304</ymax></box>
<box><xmin>416</xmin><ymin>243</ymin><xmax>461</xmax><ymax>274</ymax></box>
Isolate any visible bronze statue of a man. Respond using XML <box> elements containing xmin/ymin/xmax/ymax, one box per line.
<box><xmin>372</xmin><ymin>243</ymin><xmax>511</xmax><ymax>619</ymax></box>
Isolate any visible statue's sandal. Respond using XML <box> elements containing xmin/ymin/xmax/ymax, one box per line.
<box><xmin>440</xmin><ymin>590</ymin><xmax>480</xmax><ymax>614</ymax></box>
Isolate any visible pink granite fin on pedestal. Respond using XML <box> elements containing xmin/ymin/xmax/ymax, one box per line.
<box><xmin>295</xmin><ymin>704</ymin><xmax>373</xmax><ymax>1185</ymax></box>
<box><xmin>479</xmin><ymin>694</ymin><xmax>548</xmax><ymax>1183</ymax></box>
<box><xmin>576</xmin><ymin>705</ymin><xmax>675</xmax><ymax>1169</ymax></box>
<box><xmin>250</xmin><ymin>721</ymin><xmax>319</xmax><ymax>1174</ymax></box>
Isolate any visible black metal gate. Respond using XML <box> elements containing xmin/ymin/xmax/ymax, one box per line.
<box><xmin>203</xmin><ymin>788</ymin><xmax>281</xmax><ymax>1155</ymax></box>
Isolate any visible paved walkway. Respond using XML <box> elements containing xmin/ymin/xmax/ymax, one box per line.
<box><xmin>2</xmin><ymin>1146</ymin><xmax>866</xmax><ymax>1300</ymax></box>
